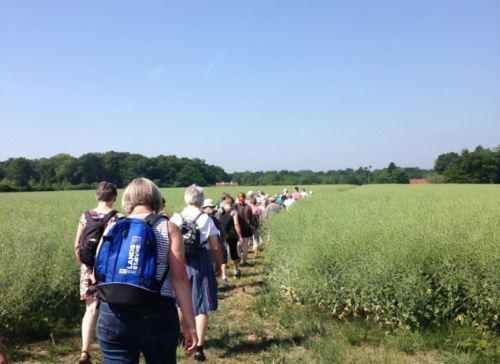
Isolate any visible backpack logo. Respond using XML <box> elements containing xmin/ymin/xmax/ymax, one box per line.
<box><xmin>95</xmin><ymin>214</ymin><xmax>168</xmax><ymax>306</ymax></box>
<box><xmin>126</xmin><ymin>236</ymin><xmax>142</xmax><ymax>271</ymax></box>
<box><xmin>180</xmin><ymin>212</ymin><xmax>205</xmax><ymax>255</ymax></box>
<box><xmin>79</xmin><ymin>210</ymin><xmax>117</xmax><ymax>266</ymax></box>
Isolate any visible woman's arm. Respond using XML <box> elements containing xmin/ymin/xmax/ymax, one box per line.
<box><xmin>167</xmin><ymin>220</ymin><xmax>198</xmax><ymax>356</ymax></box>
<box><xmin>73</xmin><ymin>222</ymin><xmax>83</xmax><ymax>265</ymax></box>
<box><xmin>232</xmin><ymin>212</ymin><xmax>244</xmax><ymax>244</ymax></box>
<box><xmin>207</xmin><ymin>235</ymin><xmax>223</xmax><ymax>276</ymax></box>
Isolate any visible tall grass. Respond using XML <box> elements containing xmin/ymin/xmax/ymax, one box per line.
<box><xmin>264</xmin><ymin>185</ymin><xmax>500</xmax><ymax>332</ymax></box>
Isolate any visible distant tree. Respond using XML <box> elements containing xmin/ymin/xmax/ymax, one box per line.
<box><xmin>445</xmin><ymin>147</ymin><xmax>497</xmax><ymax>183</ymax></box>
<box><xmin>5</xmin><ymin>158</ymin><xmax>34</xmax><ymax>187</ymax></box>
<box><xmin>391</xmin><ymin>168</ymin><xmax>410</xmax><ymax>183</ymax></box>
<box><xmin>175</xmin><ymin>164</ymin><xmax>206</xmax><ymax>187</ymax></box>
<box><xmin>48</xmin><ymin>154</ymin><xmax>77</xmax><ymax>187</ymax></box>
<box><xmin>34</xmin><ymin>158</ymin><xmax>58</xmax><ymax>190</ymax></box>
<box><xmin>119</xmin><ymin>154</ymin><xmax>151</xmax><ymax>183</ymax></box>
<box><xmin>101</xmin><ymin>151</ymin><xmax>125</xmax><ymax>186</ymax></box>
<box><xmin>494</xmin><ymin>149</ymin><xmax>500</xmax><ymax>183</ymax></box>
<box><xmin>78</xmin><ymin>153</ymin><xmax>104</xmax><ymax>184</ymax></box>
<box><xmin>387</xmin><ymin>162</ymin><xmax>396</xmax><ymax>175</ymax></box>
<box><xmin>257</xmin><ymin>171</ymin><xmax>283</xmax><ymax>185</ymax></box>
<box><xmin>372</xmin><ymin>162</ymin><xmax>409</xmax><ymax>184</ymax></box>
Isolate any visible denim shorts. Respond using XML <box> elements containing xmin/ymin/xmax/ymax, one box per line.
<box><xmin>96</xmin><ymin>297</ymin><xmax>180</xmax><ymax>364</ymax></box>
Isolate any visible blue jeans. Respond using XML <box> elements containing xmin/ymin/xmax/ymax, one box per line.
<box><xmin>96</xmin><ymin>298</ymin><xmax>180</xmax><ymax>364</ymax></box>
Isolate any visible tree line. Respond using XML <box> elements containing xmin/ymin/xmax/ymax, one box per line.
<box><xmin>0</xmin><ymin>145</ymin><xmax>498</xmax><ymax>192</ymax></box>
<box><xmin>0</xmin><ymin>152</ymin><xmax>228</xmax><ymax>192</ymax></box>
<box><xmin>432</xmin><ymin>145</ymin><xmax>500</xmax><ymax>183</ymax></box>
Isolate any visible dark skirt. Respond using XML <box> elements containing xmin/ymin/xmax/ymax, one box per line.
<box><xmin>226</xmin><ymin>239</ymin><xmax>240</xmax><ymax>262</ymax></box>
<box><xmin>185</xmin><ymin>248</ymin><xmax>218</xmax><ymax>315</ymax></box>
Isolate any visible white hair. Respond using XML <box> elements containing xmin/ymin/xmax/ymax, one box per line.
<box><xmin>184</xmin><ymin>184</ymin><xmax>204</xmax><ymax>206</ymax></box>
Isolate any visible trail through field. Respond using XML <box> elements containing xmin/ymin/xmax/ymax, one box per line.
<box><xmin>177</xmin><ymin>253</ymin><xmax>304</xmax><ymax>363</ymax></box>
<box><xmin>12</xmin><ymin>250</ymin><xmax>304</xmax><ymax>363</ymax></box>
<box><xmin>10</xmin><ymin>243</ymin><xmax>492</xmax><ymax>363</ymax></box>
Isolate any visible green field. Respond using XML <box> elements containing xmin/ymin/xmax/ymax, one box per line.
<box><xmin>0</xmin><ymin>184</ymin><xmax>498</xmax><ymax>362</ymax></box>
<box><xmin>264</xmin><ymin>185</ymin><xmax>499</xmax><ymax>331</ymax></box>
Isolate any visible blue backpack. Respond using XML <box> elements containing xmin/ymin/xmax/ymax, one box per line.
<box><xmin>95</xmin><ymin>214</ymin><xmax>168</xmax><ymax>306</ymax></box>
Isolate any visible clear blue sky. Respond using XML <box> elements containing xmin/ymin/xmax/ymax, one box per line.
<box><xmin>0</xmin><ymin>0</ymin><xmax>499</xmax><ymax>172</ymax></box>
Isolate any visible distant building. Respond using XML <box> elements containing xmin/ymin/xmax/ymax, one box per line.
<box><xmin>216</xmin><ymin>181</ymin><xmax>239</xmax><ymax>186</ymax></box>
<box><xmin>409</xmin><ymin>178</ymin><xmax>428</xmax><ymax>184</ymax></box>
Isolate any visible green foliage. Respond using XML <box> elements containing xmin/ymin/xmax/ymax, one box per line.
<box><xmin>0</xmin><ymin>152</ymin><xmax>230</xmax><ymax>191</ymax></box>
<box><xmin>371</xmin><ymin>162</ymin><xmax>410</xmax><ymax>183</ymax></box>
<box><xmin>264</xmin><ymin>185</ymin><xmax>500</xmax><ymax>334</ymax></box>
<box><xmin>434</xmin><ymin>152</ymin><xmax>460</xmax><ymax>175</ymax></box>
<box><xmin>444</xmin><ymin>147</ymin><xmax>498</xmax><ymax>183</ymax></box>
<box><xmin>0</xmin><ymin>191</ymin><xmax>85</xmax><ymax>340</ymax></box>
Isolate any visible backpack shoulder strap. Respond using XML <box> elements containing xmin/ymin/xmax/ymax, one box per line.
<box><xmin>180</xmin><ymin>212</ymin><xmax>203</xmax><ymax>224</ymax></box>
<box><xmin>145</xmin><ymin>213</ymin><xmax>168</xmax><ymax>227</ymax></box>
<box><xmin>101</xmin><ymin>210</ymin><xmax>118</xmax><ymax>225</ymax></box>
<box><xmin>193</xmin><ymin>212</ymin><xmax>204</xmax><ymax>224</ymax></box>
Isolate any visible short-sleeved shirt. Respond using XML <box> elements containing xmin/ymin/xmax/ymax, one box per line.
<box><xmin>170</xmin><ymin>205</ymin><xmax>220</xmax><ymax>246</ymax></box>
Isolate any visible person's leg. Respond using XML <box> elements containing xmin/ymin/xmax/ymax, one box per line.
<box><xmin>220</xmin><ymin>242</ymin><xmax>228</xmax><ymax>280</ymax></box>
<box><xmin>228</xmin><ymin>240</ymin><xmax>241</xmax><ymax>277</ymax></box>
<box><xmin>195</xmin><ymin>314</ymin><xmax>208</xmax><ymax>346</ymax></box>
<box><xmin>96</xmin><ymin>302</ymin><xmax>140</xmax><ymax>364</ymax></box>
<box><xmin>81</xmin><ymin>299</ymin><xmax>98</xmax><ymax>359</ymax></box>
<box><xmin>194</xmin><ymin>314</ymin><xmax>208</xmax><ymax>361</ymax></box>
<box><xmin>252</xmin><ymin>230</ymin><xmax>260</xmax><ymax>258</ymax></box>
<box><xmin>241</xmin><ymin>237</ymin><xmax>251</xmax><ymax>264</ymax></box>
<box><xmin>221</xmin><ymin>262</ymin><xmax>228</xmax><ymax>281</ymax></box>
<box><xmin>140</xmin><ymin>303</ymin><xmax>180</xmax><ymax>364</ymax></box>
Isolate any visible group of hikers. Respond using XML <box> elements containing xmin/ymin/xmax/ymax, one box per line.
<box><xmin>71</xmin><ymin>179</ymin><xmax>309</xmax><ymax>364</ymax></box>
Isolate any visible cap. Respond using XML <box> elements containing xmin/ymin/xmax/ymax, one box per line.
<box><xmin>202</xmin><ymin>199</ymin><xmax>216</xmax><ymax>208</ymax></box>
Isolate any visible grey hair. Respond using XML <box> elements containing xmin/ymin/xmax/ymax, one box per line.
<box><xmin>184</xmin><ymin>184</ymin><xmax>204</xmax><ymax>206</ymax></box>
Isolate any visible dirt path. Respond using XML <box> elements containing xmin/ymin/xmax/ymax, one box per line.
<box><xmin>177</xmin><ymin>253</ymin><xmax>300</xmax><ymax>364</ymax></box>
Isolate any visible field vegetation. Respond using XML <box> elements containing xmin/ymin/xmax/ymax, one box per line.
<box><xmin>0</xmin><ymin>184</ymin><xmax>498</xmax><ymax>362</ymax></box>
<box><xmin>262</xmin><ymin>184</ymin><xmax>499</xmax><ymax>361</ymax></box>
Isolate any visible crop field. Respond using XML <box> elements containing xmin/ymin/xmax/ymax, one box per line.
<box><xmin>264</xmin><ymin>185</ymin><xmax>499</xmax><ymax>333</ymax></box>
<box><xmin>0</xmin><ymin>184</ymin><xmax>499</xmax><ymax>360</ymax></box>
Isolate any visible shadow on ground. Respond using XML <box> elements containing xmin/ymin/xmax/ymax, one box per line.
<box><xmin>207</xmin><ymin>332</ymin><xmax>305</xmax><ymax>358</ymax></box>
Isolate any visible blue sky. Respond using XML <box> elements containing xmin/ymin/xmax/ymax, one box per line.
<box><xmin>0</xmin><ymin>0</ymin><xmax>499</xmax><ymax>172</ymax></box>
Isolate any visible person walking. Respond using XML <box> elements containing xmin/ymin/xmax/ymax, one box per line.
<box><xmin>219</xmin><ymin>195</ymin><xmax>243</xmax><ymax>278</ymax></box>
<box><xmin>202</xmin><ymin>198</ymin><xmax>228</xmax><ymax>281</ymax></box>
<box><xmin>249</xmin><ymin>197</ymin><xmax>263</xmax><ymax>259</ymax></box>
<box><xmin>95</xmin><ymin>178</ymin><xmax>198</xmax><ymax>363</ymax></box>
<box><xmin>171</xmin><ymin>185</ymin><xmax>223</xmax><ymax>362</ymax></box>
<box><xmin>236</xmin><ymin>192</ymin><xmax>256</xmax><ymax>265</ymax></box>
<box><xmin>73</xmin><ymin>182</ymin><xmax>122</xmax><ymax>364</ymax></box>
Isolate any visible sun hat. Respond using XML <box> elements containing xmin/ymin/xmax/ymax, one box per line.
<box><xmin>202</xmin><ymin>198</ymin><xmax>216</xmax><ymax>208</ymax></box>
<box><xmin>246</xmin><ymin>190</ymin><xmax>254</xmax><ymax>197</ymax></box>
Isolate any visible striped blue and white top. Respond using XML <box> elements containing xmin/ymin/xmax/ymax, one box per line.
<box><xmin>133</xmin><ymin>213</ymin><xmax>175</xmax><ymax>299</ymax></box>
